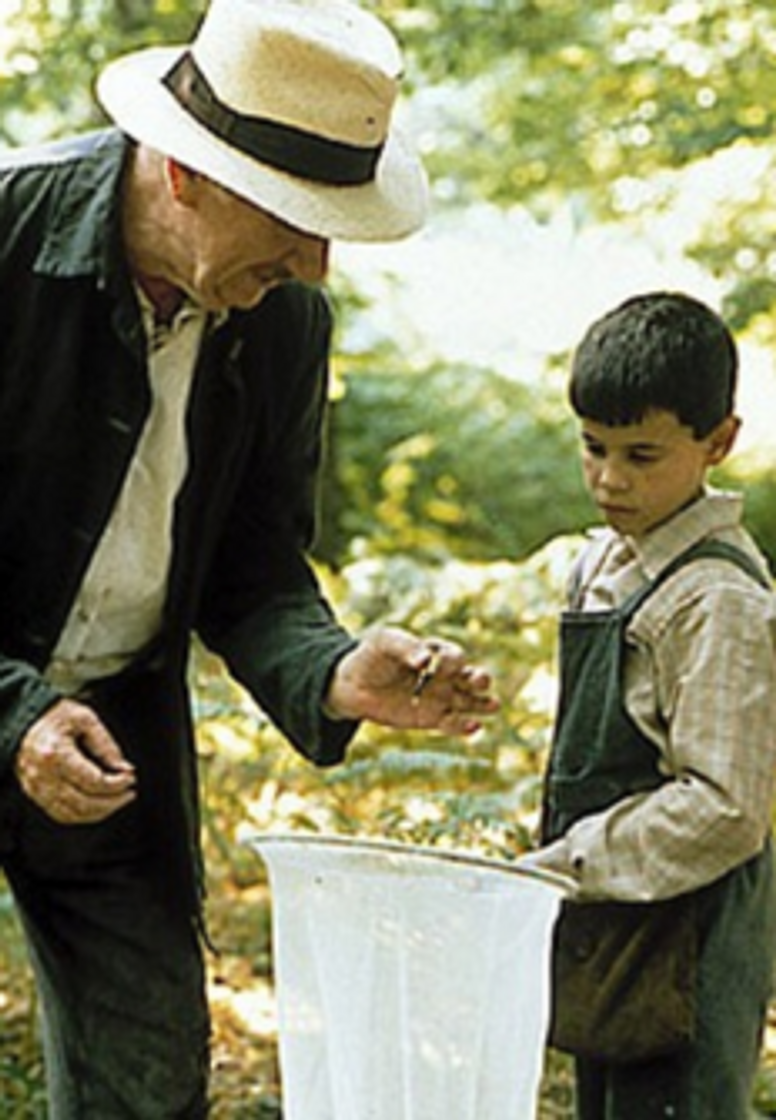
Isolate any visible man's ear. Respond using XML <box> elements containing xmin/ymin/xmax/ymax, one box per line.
<box><xmin>705</xmin><ymin>415</ymin><xmax>741</xmax><ymax>466</ymax></box>
<box><xmin>164</xmin><ymin>158</ymin><xmax>199</xmax><ymax>205</ymax></box>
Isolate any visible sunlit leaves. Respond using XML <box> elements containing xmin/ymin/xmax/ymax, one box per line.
<box><xmin>321</xmin><ymin>359</ymin><xmax>590</xmax><ymax>564</ymax></box>
<box><xmin>375</xmin><ymin>0</ymin><xmax>776</xmax><ymax>332</ymax></box>
<box><xmin>0</xmin><ymin>0</ymin><xmax>203</xmax><ymax>144</ymax></box>
<box><xmin>4</xmin><ymin>0</ymin><xmax>776</xmax><ymax>330</ymax></box>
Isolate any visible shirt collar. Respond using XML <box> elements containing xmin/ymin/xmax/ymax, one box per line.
<box><xmin>626</xmin><ymin>489</ymin><xmax>744</xmax><ymax>577</ymax></box>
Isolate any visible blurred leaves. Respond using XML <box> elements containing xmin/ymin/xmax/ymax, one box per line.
<box><xmin>317</xmin><ymin>351</ymin><xmax>776</xmax><ymax>570</ymax></box>
<box><xmin>392</xmin><ymin>1</ymin><xmax>776</xmax><ymax>211</ymax></box>
<box><xmin>3</xmin><ymin>535</ymin><xmax>776</xmax><ymax>1113</ymax></box>
<box><xmin>4</xmin><ymin>0</ymin><xmax>776</xmax><ymax>332</ymax></box>
<box><xmin>0</xmin><ymin>1</ymin><xmax>205</xmax><ymax>144</ymax></box>
<box><xmin>318</xmin><ymin>356</ymin><xmax>594</xmax><ymax>565</ymax></box>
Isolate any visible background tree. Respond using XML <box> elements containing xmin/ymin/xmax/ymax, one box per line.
<box><xmin>391</xmin><ymin>0</ymin><xmax>776</xmax><ymax>334</ymax></box>
<box><xmin>0</xmin><ymin>2</ymin><xmax>203</xmax><ymax>143</ymax></box>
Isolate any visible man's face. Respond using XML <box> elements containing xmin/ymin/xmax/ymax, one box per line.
<box><xmin>579</xmin><ymin>409</ymin><xmax>736</xmax><ymax>538</ymax></box>
<box><xmin>174</xmin><ymin>174</ymin><xmax>330</xmax><ymax>312</ymax></box>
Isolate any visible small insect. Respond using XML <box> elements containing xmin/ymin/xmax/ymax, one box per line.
<box><xmin>411</xmin><ymin>647</ymin><xmax>442</xmax><ymax>701</ymax></box>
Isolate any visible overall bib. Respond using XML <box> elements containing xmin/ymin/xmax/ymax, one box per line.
<box><xmin>542</xmin><ymin>540</ymin><xmax>776</xmax><ymax>1120</ymax></box>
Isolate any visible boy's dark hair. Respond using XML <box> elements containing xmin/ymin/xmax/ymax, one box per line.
<box><xmin>569</xmin><ymin>291</ymin><xmax>738</xmax><ymax>437</ymax></box>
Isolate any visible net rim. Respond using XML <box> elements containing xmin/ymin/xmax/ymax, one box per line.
<box><xmin>245</xmin><ymin>830</ymin><xmax>576</xmax><ymax>896</ymax></box>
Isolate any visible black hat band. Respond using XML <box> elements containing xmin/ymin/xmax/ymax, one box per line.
<box><xmin>163</xmin><ymin>51</ymin><xmax>384</xmax><ymax>187</ymax></box>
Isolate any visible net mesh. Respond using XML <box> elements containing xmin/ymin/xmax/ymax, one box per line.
<box><xmin>252</xmin><ymin>836</ymin><xmax>567</xmax><ymax>1120</ymax></box>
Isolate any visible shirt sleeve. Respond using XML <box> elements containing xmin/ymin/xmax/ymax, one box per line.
<box><xmin>531</xmin><ymin>573</ymin><xmax>776</xmax><ymax>902</ymax></box>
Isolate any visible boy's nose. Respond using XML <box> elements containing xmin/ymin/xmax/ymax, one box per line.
<box><xmin>598</xmin><ymin>460</ymin><xmax>630</xmax><ymax>492</ymax></box>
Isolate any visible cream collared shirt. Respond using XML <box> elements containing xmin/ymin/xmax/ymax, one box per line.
<box><xmin>45</xmin><ymin>293</ymin><xmax>209</xmax><ymax>694</ymax></box>
<box><xmin>531</xmin><ymin>491</ymin><xmax>776</xmax><ymax>902</ymax></box>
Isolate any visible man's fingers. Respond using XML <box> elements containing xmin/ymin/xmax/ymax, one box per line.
<box><xmin>16</xmin><ymin>698</ymin><xmax>137</xmax><ymax>824</ymax></box>
<box><xmin>36</xmin><ymin>782</ymin><xmax>138</xmax><ymax>825</ymax></box>
<box><xmin>61</xmin><ymin>739</ymin><xmax>137</xmax><ymax>797</ymax></box>
<box><xmin>457</xmin><ymin>663</ymin><xmax>494</xmax><ymax>692</ymax></box>
<box><xmin>70</xmin><ymin>705</ymin><xmax>136</xmax><ymax>777</ymax></box>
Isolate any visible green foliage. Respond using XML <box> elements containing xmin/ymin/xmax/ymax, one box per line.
<box><xmin>0</xmin><ymin>1</ymin><xmax>204</xmax><ymax>145</ymax></box>
<box><xmin>379</xmin><ymin>0</ymin><xmax>776</xmax><ymax>338</ymax></box>
<box><xmin>0</xmin><ymin>5</ymin><xmax>775</xmax><ymax>1113</ymax></box>
<box><xmin>391</xmin><ymin>0</ymin><xmax>776</xmax><ymax>207</ymax></box>
<box><xmin>3</xmin><ymin>538</ymin><xmax>776</xmax><ymax>1114</ymax></box>
<box><xmin>318</xmin><ymin>357</ymin><xmax>776</xmax><ymax>570</ymax></box>
<box><xmin>689</xmin><ymin>191</ymin><xmax>776</xmax><ymax>333</ymax></box>
<box><xmin>318</xmin><ymin>359</ymin><xmax>593</xmax><ymax>565</ymax></box>
<box><xmin>719</xmin><ymin>463</ymin><xmax>776</xmax><ymax>569</ymax></box>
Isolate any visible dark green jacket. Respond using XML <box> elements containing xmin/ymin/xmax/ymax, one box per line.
<box><xmin>0</xmin><ymin>129</ymin><xmax>357</xmax><ymax>830</ymax></box>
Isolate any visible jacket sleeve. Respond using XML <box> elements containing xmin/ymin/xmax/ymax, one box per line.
<box><xmin>0</xmin><ymin>657</ymin><xmax>60</xmax><ymax>779</ymax></box>
<box><xmin>0</xmin><ymin>153</ymin><xmax>68</xmax><ymax>779</ymax></box>
<box><xmin>195</xmin><ymin>285</ymin><xmax>359</xmax><ymax>765</ymax></box>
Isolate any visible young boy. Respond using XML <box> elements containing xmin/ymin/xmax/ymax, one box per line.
<box><xmin>520</xmin><ymin>291</ymin><xmax>776</xmax><ymax>1118</ymax></box>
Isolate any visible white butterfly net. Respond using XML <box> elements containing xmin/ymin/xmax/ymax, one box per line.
<box><xmin>251</xmin><ymin>835</ymin><xmax>569</xmax><ymax>1120</ymax></box>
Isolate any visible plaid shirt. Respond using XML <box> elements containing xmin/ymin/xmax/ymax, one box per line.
<box><xmin>532</xmin><ymin>489</ymin><xmax>776</xmax><ymax>902</ymax></box>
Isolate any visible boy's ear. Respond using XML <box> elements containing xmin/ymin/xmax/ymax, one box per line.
<box><xmin>705</xmin><ymin>415</ymin><xmax>740</xmax><ymax>465</ymax></box>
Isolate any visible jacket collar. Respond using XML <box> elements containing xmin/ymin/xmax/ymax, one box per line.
<box><xmin>33</xmin><ymin>129</ymin><xmax>130</xmax><ymax>288</ymax></box>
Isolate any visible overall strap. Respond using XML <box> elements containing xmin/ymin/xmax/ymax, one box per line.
<box><xmin>621</xmin><ymin>538</ymin><xmax>771</xmax><ymax>622</ymax></box>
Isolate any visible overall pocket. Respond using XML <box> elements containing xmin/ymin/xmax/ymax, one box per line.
<box><xmin>548</xmin><ymin>894</ymin><xmax>697</xmax><ymax>1063</ymax></box>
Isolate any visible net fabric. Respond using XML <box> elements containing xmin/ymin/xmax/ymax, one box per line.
<box><xmin>252</xmin><ymin>836</ymin><xmax>567</xmax><ymax>1120</ymax></box>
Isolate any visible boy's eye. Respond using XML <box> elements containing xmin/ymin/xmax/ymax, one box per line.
<box><xmin>628</xmin><ymin>449</ymin><xmax>661</xmax><ymax>464</ymax></box>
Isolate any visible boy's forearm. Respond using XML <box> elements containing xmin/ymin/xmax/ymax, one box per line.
<box><xmin>528</xmin><ymin>775</ymin><xmax>770</xmax><ymax>903</ymax></box>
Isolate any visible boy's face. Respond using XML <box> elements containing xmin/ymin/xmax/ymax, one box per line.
<box><xmin>579</xmin><ymin>409</ymin><xmax>739</xmax><ymax>538</ymax></box>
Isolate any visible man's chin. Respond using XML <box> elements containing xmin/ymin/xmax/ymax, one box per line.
<box><xmin>212</xmin><ymin>290</ymin><xmax>268</xmax><ymax>314</ymax></box>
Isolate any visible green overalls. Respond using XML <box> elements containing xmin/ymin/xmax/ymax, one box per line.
<box><xmin>542</xmin><ymin>540</ymin><xmax>776</xmax><ymax>1120</ymax></box>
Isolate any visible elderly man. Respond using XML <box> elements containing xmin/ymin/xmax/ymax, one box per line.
<box><xmin>0</xmin><ymin>0</ymin><xmax>496</xmax><ymax>1114</ymax></box>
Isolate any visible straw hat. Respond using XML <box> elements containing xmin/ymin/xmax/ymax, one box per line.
<box><xmin>97</xmin><ymin>0</ymin><xmax>428</xmax><ymax>242</ymax></box>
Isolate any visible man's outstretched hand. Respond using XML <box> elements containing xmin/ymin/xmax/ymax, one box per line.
<box><xmin>324</xmin><ymin>627</ymin><xmax>499</xmax><ymax>736</ymax></box>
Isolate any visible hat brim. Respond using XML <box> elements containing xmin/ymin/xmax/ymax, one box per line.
<box><xmin>97</xmin><ymin>46</ymin><xmax>428</xmax><ymax>243</ymax></box>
